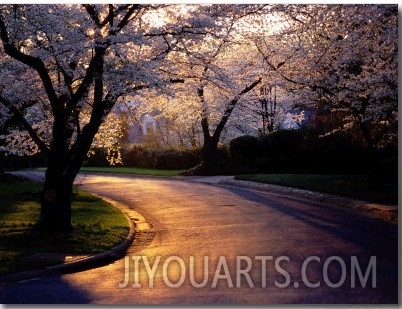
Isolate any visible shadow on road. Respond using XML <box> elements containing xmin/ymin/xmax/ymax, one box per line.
<box><xmin>0</xmin><ymin>275</ymin><xmax>92</xmax><ymax>304</ymax></box>
<box><xmin>217</xmin><ymin>185</ymin><xmax>398</xmax><ymax>301</ymax></box>
<box><xmin>221</xmin><ymin>184</ymin><xmax>397</xmax><ymax>254</ymax></box>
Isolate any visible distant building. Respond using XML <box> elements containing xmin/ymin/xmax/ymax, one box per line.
<box><xmin>114</xmin><ymin>102</ymin><xmax>159</xmax><ymax>144</ymax></box>
<box><xmin>124</xmin><ymin>113</ymin><xmax>158</xmax><ymax>144</ymax></box>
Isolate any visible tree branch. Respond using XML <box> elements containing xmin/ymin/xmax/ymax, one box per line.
<box><xmin>67</xmin><ymin>45</ymin><xmax>107</xmax><ymax>116</ymax></box>
<box><xmin>0</xmin><ymin>15</ymin><xmax>59</xmax><ymax>109</ymax></box>
<box><xmin>114</xmin><ymin>4</ymin><xmax>141</xmax><ymax>34</ymax></box>
<box><xmin>0</xmin><ymin>95</ymin><xmax>50</xmax><ymax>156</ymax></box>
<box><xmin>213</xmin><ymin>77</ymin><xmax>262</xmax><ymax>140</ymax></box>
<box><xmin>197</xmin><ymin>86</ymin><xmax>211</xmax><ymax>140</ymax></box>
<box><xmin>82</xmin><ymin>4</ymin><xmax>101</xmax><ymax>27</ymax></box>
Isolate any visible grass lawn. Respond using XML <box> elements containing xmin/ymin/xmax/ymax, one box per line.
<box><xmin>0</xmin><ymin>175</ymin><xmax>129</xmax><ymax>275</ymax></box>
<box><xmin>235</xmin><ymin>174</ymin><xmax>398</xmax><ymax>205</ymax></box>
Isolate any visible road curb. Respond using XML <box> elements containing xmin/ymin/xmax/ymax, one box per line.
<box><xmin>219</xmin><ymin>179</ymin><xmax>398</xmax><ymax>224</ymax></box>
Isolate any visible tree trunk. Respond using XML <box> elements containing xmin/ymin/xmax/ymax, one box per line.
<box><xmin>182</xmin><ymin>79</ymin><xmax>261</xmax><ymax>176</ymax></box>
<box><xmin>39</xmin><ymin>115</ymin><xmax>106</xmax><ymax>232</ymax></box>
<box><xmin>200</xmin><ymin>136</ymin><xmax>221</xmax><ymax>175</ymax></box>
<box><xmin>40</xmin><ymin>164</ymin><xmax>73</xmax><ymax>232</ymax></box>
<box><xmin>40</xmin><ymin>139</ymin><xmax>90</xmax><ymax>233</ymax></box>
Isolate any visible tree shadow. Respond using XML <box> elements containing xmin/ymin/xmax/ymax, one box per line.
<box><xmin>217</xmin><ymin>184</ymin><xmax>398</xmax><ymax>301</ymax></box>
<box><xmin>220</xmin><ymin>184</ymin><xmax>398</xmax><ymax>256</ymax></box>
<box><xmin>0</xmin><ymin>274</ymin><xmax>92</xmax><ymax>304</ymax></box>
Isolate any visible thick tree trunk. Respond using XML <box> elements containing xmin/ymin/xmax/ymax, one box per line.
<box><xmin>39</xmin><ymin>118</ymin><xmax>105</xmax><ymax>232</ymax></box>
<box><xmin>200</xmin><ymin>136</ymin><xmax>220</xmax><ymax>175</ymax></box>
<box><xmin>182</xmin><ymin>137</ymin><xmax>223</xmax><ymax>176</ymax></box>
<box><xmin>40</xmin><ymin>165</ymin><xmax>73</xmax><ymax>232</ymax></box>
<box><xmin>40</xmin><ymin>139</ymin><xmax>90</xmax><ymax>232</ymax></box>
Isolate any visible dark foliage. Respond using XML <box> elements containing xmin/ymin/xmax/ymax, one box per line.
<box><xmin>85</xmin><ymin>145</ymin><xmax>202</xmax><ymax>170</ymax></box>
<box><xmin>180</xmin><ymin>144</ymin><xmax>231</xmax><ymax>176</ymax></box>
<box><xmin>1</xmin><ymin>153</ymin><xmax>47</xmax><ymax>171</ymax></box>
<box><xmin>228</xmin><ymin>129</ymin><xmax>397</xmax><ymax>181</ymax></box>
<box><xmin>229</xmin><ymin>135</ymin><xmax>262</xmax><ymax>173</ymax></box>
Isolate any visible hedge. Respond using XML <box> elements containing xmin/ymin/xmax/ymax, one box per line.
<box><xmin>85</xmin><ymin>145</ymin><xmax>202</xmax><ymax>170</ymax></box>
<box><xmin>228</xmin><ymin>129</ymin><xmax>397</xmax><ymax>179</ymax></box>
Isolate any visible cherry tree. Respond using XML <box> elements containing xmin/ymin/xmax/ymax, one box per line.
<box><xmin>0</xmin><ymin>4</ymin><xmax>214</xmax><ymax>231</ymax></box>
<box><xmin>253</xmin><ymin>4</ymin><xmax>398</xmax><ymax>149</ymax></box>
<box><xmin>140</xmin><ymin>5</ymin><xmax>285</xmax><ymax>174</ymax></box>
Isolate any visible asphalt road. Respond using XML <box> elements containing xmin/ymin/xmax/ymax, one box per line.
<box><xmin>0</xmin><ymin>174</ymin><xmax>398</xmax><ymax>304</ymax></box>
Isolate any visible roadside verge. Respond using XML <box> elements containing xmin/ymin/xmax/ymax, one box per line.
<box><xmin>0</xmin><ymin>194</ymin><xmax>146</xmax><ymax>284</ymax></box>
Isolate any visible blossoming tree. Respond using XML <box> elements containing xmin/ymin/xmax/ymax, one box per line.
<box><xmin>136</xmin><ymin>5</ymin><xmax>281</xmax><ymax>174</ymax></box>
<box><xmin>0</xmin><ymin>4</ymin><xmax>216</xmax><ymax>231</ymax></box>
<box><xmin>253</xmin><ymin>4</ymin><xmax>398</xmax><ymax>148</ymax></box>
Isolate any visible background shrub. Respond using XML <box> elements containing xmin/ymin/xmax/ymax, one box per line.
<box><xmin>84</xmin><ymin>148</ymin><xmax>109</xmax><ymax>167</ymax></box>
<box><xmin>121</xmin><ymin>145</ymin><xmax>157</xmax><ymax>169</ymax></box>
<box><xmin>154</xmin><ymin>147</ymin><xmax>201</xmax><ymax>170</ymax></box>
<box><xmin>228</xmin><ymin>128</ymin><xmax>396</xmax><ymax>176</ymax></box>
<box><xmin>229</xmin><ymin>135</ymin><xmax>262</xmax><ymax>173</ymax></box>
<box><xmin>121</xmin><ymin>145</ymin><xmax>201</xmax><ymax>170</ymax></box>
<box><xmin>1</xmin><ymin>153</ymin><xmax>47</xmax><ymax>170</ymax></box>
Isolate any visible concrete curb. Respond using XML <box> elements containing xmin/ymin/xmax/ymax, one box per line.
<box><xmin>219</xmin><ymin>179</ymin><xmax>398</xmax><ymax>224</ymax></box>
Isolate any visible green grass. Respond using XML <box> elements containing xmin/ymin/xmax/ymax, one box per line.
<box><xmin>235</xmin><ymin>174</ymin><xmax>398</xmax><ymax>205</ymax></box>
<box><xmin>0</xmin><ymin>176</ymin><xmax>129</xmax><ymax>275</ymax></box>
<box><xmin>79</xmin><ymin>166</ymin><xmax>183</xmax><ymax>177</ymax></box>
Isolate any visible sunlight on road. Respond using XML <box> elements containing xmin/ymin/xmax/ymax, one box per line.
<box><xmin>60</xmin><ymin>174</ymin><xmax>398</xmax><ymax>304</ymax></box>
<box><xmin>76</xmin><ymin>175</ymin><xmax>129</xmax><ymax>185</ymax></box>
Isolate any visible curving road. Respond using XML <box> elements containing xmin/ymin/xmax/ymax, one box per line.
<box><xmin>0</xmin><ymin>173</ymin><xmax>398</xmax><ymax>304</ymax></box>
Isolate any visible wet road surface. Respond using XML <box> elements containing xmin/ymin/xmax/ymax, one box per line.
<box><xmin>0</xmin><ymin>174</ymin><xmax>398</xmax><ymax>304</ymax></box>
